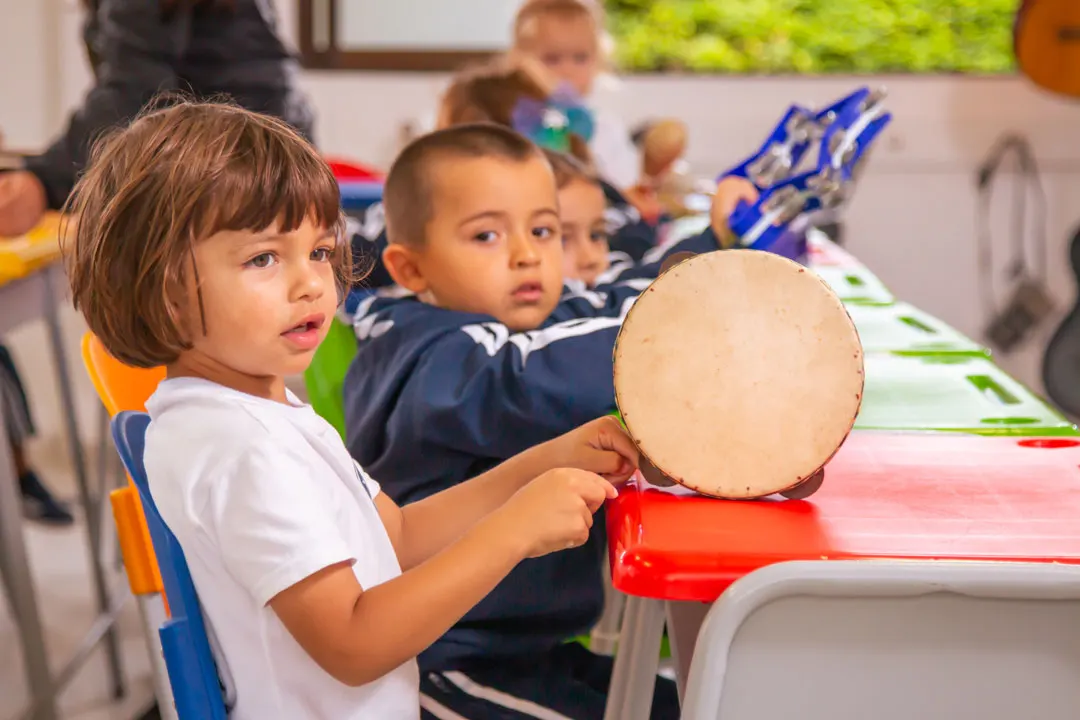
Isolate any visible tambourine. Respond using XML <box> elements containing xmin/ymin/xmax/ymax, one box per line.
<box><xmin>613</xmin><ymin>249</ymin><xmax>864</xmax><ymax>500</ymax></box>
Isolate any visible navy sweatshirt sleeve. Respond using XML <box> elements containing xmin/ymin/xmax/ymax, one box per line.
<box><xmin>601</xmin><ymin>181</ymin><xmax>657</xmax><ymax>261</ymax></box>
<box><xmin>593</xmin><ymin>225</ymin><xmax>724</xmax><ymax>286</ymax></box>
<box><xmin>359</xmin><ymin>313</ymin><xmax>626</xmax><ymax>480</ymax></box>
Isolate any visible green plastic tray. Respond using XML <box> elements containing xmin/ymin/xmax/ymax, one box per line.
<box><xmin>857</xmin><ymin>354</ymin><xmax>1078</xmax><ymax>436</ymax></box>
<box><xmin>813</xmin><ymin>265</ymin><xmax>894</xmax><ymax>305</ymax></box>
<box><xmin>845</xmin><ymin>302</ymin><xmax>989</xmax><ymax>357</ymax></box>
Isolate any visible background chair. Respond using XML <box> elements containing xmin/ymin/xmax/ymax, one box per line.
<box><xmin>303</xmin><ymin>316</ymin><xmax>357</xmax><ymax>442</ymax></box>
<box><xmin>681</xmin><ymin>559</ymin><xmax>1080</xmax><ymax>720</ymax></box>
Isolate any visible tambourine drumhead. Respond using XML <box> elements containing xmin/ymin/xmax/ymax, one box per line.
<box><xmin>614</xmin><ymin>250</ymin><xmax>864</xmax><ymax>500</ymax></box>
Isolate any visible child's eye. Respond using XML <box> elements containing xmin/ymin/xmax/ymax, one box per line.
<box><xmin>473</xmin><ymin>230</ymin><xmax>499</xmax><ymax>243</ymax></box>
<box><xmin>573</xmin><ymin>53</ymin><xmax>591</xmax><ymax>64</ymax></box>
<box><xmin>312</xmin><ymin>247</ymin><xmax>333</xmax><ymax>262</ymax></box>
<box><xmin>246</xmin><ymin>253</ymin><xmax>276</xmax><ymax>268</ymax></box>
<box><xmin>542</xmin><ymin>53</ymin><xmax>561</xmax><ymax>66</ymax></box>
<box><xmin>533</xmin><ymin>226</ymin><xmax>556</xmax><ymax>240</ymax></box>
<box><xmin>590</xmin><ymin>230</ymin><xmax>610</xmax><ymax>244</ymax></box>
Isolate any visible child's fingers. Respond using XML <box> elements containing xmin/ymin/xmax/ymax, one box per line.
<box><xmin>579</xmin><ymin>474</ymin><xmax>617</xmax><ymax>512</ymax></box>
<box><xmin>595</xmin><ymin>417</ymin><xmax>639</xmax><ymax>463</ymax></box>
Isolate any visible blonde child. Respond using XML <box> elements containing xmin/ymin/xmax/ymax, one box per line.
<box><xmin>65</xmin><ymin>99</ymin><xmax>641</xmax><ymax>719</ymax></box>
<box><xmin>511</xmin><ymin>0</ymin><xmax>639</xmax><ymax>189</ymax></box>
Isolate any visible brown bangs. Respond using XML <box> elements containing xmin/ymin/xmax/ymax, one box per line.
<box><xmin>190</xmin><ymin>115</ymin><xmax>345</xmax><ymax>242</ymax></box>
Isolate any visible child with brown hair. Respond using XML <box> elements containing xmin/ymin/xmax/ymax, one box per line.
<box><xmin>65</xmin><ymin>98</ymin><xmax>642</xmax><ymax>719</ymax></box>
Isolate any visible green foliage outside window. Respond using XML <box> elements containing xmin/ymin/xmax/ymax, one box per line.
<box><xmin>604</xmin><ymin>0</ymin><xmax>1017</xmax><ymax>74</ymax></box>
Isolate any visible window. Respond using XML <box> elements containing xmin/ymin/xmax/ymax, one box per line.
<box><xmin>298</xmin><ymin>0</ymin><xmax>1018</xmax><ymax>74</ymax></box>
<box><xmin>298</xmin><ymin>0</ymin><xmax>514</xmax><ymax>71</ymax></box>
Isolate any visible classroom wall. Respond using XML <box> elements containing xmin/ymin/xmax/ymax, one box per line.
<box><xmin>2</xmin><ymin>0</ymin><xmax>1079</xmax><ymax>455</ymax></box>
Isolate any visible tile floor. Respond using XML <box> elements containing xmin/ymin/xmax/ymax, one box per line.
<box><xmin>1</xmin><ymin>441</ymin><xmax>156</xmax><ymax>720</ymax></box>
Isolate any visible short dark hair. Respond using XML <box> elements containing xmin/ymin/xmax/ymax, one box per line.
<box><xmin>383</xmin><ymin>123</ymin><xmax>545</xmax><ymax>247</ymax></box>
<box><xmin>66</xmin><ymin>98</ymin><xmax>348</xmax><ymax>369</ymax></box>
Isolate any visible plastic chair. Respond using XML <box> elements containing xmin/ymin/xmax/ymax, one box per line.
<box><xmin>80</xmin><ymin>334</ymin><xmax>177</xmax><ymax>719</ymax></box>
<box><xmin>303</xmin><ymin>315</ymin><xmax>358</xmax><ymax>441</ymax></box>
<box><xmin>112</xmin><ymin>411</ymin><xmax>228</xmax><ymax>720</ymax></box>
<box><xmin>81</xmin><ymin>334</ymin><xmax>166</xmax><ymax>416</ymax></box>
<box><xmin>325</xmin><ymin>157</ymin><xmax>384</xmax><ymax>181</ymax></box>
<box><xmin>338</xmin><ymin>180</ymin><xmax>384</xmax><ymax>213</ymax></box>
<box><xmin>681</xmin><ymin>559</ymin><xmax>1080</xmax><ymax>720</ymax></box>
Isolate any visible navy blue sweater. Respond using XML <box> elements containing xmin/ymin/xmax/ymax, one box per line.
<box><xmin>343</xmin><ymin>227</ymin><xmax>720</xmax><ymax>670</ymax></box>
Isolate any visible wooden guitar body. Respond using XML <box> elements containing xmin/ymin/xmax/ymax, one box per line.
<box><xmin>1015</xmin><ymin>0</ymin><xmax>1080</xmax><ymax>98</ymax></box>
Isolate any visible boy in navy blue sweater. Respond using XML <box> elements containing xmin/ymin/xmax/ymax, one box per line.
<box><xmin>344</xmin><ymin>124</ymin><xmax>754</xmax><ymax>719</ymax></box>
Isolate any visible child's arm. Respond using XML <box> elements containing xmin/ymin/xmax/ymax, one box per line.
<box><xmin>378</xmin><ymin>416</ymin><xmax>636</xmax><ymax>571</ymax></box>
<box><xmin>595</xmin><ymin>176</ymin><xmax>761</xmax><ymax>286</ymax></box>
<box><xmin>268</xmin><ymin>466</ymin><xmax>615</xmax><ymax>687</ymax></box>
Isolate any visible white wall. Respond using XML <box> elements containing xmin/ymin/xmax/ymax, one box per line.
<box><xmin>2</xmin><ymin>0</ymin><xmax>1080</xmax><ymax>453</ymax></box>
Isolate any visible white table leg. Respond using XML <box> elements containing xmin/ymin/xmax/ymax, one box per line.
<box><xmin>603</xmin><ymin>596</ymin><xmax>666</xmax><ymax>720</ymax></box>
<box><xmin>41</xmin><ymin>266</ymin><xmax>124</xmax><ymax>699</ymax></box>
<box><xmin>591</xmin><ymin>554</ymin><xmax>626</xmax><ymax>656</ymax></box>
<box><xmin>664</xmin><ymin>600</ymin><xmax>712</xmax><ymax>701</ymax></box>
<box><xmin>0</xmin><ymin>385</ymin><xmax>58</xmax><ymax>720</ymax></box>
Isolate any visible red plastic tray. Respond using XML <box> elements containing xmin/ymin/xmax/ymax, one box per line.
<box><xmin>607</xmin><ymin>432</ymin><xmax>1080</xmax><ymax>602</ymax></box>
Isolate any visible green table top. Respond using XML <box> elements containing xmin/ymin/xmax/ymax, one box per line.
<box><xmin>845</xmin><ymin>302</ymin><xmax>989</xmax><ymax>357</ymax></box>
<box><xmin>813</xmin><ymin>265</ymin><xmax>895</xmax><ymax>305</ymax></box>
<box><xmin>857</xmin><ymin>354</ymin><xmax>1077</xmax><ymax>436</ymax></box>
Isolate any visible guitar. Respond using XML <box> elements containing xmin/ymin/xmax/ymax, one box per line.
<box><xmin>1014</xmin><ymin>0</ymin><xmax>1080</xmax><ymax>98</ymax></box>
<box><xmin>1042</xmin><ymin>226</ymin><xmax>1080</xmax><ymax>419</ymax></box>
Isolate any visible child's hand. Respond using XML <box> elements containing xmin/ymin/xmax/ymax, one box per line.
<box><xmin>624</xmin><ymin>183</ymin><xmax>664</xmax><ymax>225</ymax></box>
<box><xmin>709</xmin><ymin>176</ymin><xmax>760</xmax><ymax>249</ymax></box>
<box><xmin>544</xmin><ymin>416</ymin><xmax>639</xmax><ymax>485</ymax></box>
<box><xmin>497</xmin><ymin>468</ymin><xmax>617</xmax><ymax>558</ymax></box>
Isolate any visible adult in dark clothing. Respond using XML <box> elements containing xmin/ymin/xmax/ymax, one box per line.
<box><xmin>0</xmin><ymin>0</ymin><xmax>314</xmax><ymax>235</ymax></box>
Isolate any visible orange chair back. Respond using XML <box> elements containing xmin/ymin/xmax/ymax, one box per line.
<box><xmin>81</xmin><ymin>333</ymin><xmax>166</xmax><ymax>415</ymax></box>
<box><xmin>82</xmin><ymin>332</ymin><xmax>168</xmax><ymax>600</ymax></box>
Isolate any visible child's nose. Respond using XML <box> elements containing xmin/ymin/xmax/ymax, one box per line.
<box><xmin>290</xmin><ymin>260</ymin><xmax>325</xmax><ymax>300</ymax></box>
<box><xmin>509</xmin><ymin>233</ymin><xmax>541</xmax><ymax>267</ymax></box>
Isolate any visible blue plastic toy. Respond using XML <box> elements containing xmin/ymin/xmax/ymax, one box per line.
<box><xmin>721</xmin><ymin>86</ymin><xmax>892</xmax><ymax>262</ymax></box>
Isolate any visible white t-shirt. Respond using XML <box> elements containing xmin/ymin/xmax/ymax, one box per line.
<box><xmin>144</xmin><ymin>377</ymin><xmax>420</xmax><ymax>720</ymax></box>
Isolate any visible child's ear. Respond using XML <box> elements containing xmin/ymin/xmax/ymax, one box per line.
<box><xmin>382</xmin><ymin>243</ymin><xmax>428</xmax><ymax>294</ymax></box>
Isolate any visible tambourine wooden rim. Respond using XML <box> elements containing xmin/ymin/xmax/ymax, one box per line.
<box><xmin>613</xmin><ymin>249</ymin><xmax>864</xmax><ymax>500</ymax></box>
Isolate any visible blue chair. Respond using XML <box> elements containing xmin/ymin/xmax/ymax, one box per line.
<box><xmin>111</xmin><ymin>411</ymin><xmax>228</xmax><ymax>719</ymax></box>
<box><xmin>338</xmin><ymin>180</ymin><xmax>384</xmax><ymax>212</ymax></box>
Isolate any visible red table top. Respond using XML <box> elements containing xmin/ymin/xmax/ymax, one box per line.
<box><xmin>606</xmin><ymin>432</ymin><xmax>1080</xmax><ymax>602</ymax></box>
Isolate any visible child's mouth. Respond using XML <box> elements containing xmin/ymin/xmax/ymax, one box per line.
<box><xmin>512</xmin><ymin>282</ymin><xmax>544</xmax><ymax>303</ymax></box>
<box><xmin>282</xmin><ymin>314</ymin><xmax>325</xmax><ymax>349</ymax></box>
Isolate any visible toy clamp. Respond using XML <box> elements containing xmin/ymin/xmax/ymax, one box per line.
<box><xmin>721</xmin><ymin>86</ymin><xmax>892</xmax><ymax>261</ymax></box>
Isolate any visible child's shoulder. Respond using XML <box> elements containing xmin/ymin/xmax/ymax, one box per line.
<box><xmin>144</xmin><ymin>378</ymin><xmax>300</xmax><ymax>462</ymax></box>
<box><xmin>353</xmin><ymin>290</ymin><xmax>499</xmax><ymax>343</ymax></box>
